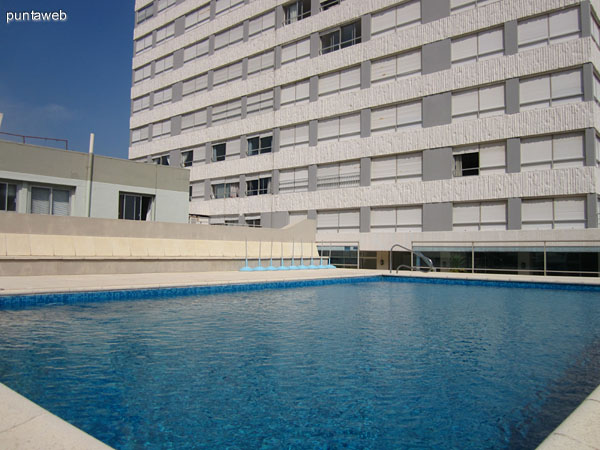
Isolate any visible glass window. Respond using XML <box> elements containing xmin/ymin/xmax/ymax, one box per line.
<box><xmin>0</xmin><ymin>182</ymin><xmax>17</xmax><ymax>212</ymax></box>
<box><xmin>119</xmin><ymin>193</ymin><xmax>153</xmax><ymax>221</ymax></box>
<box><xmin>212</xmin><ymin>143</ymin><xmax>226</xmax><ymax>162</ymax></box>
<box><xmin>284</xmin><ymin>0</ymin><xmax>311</xmax><ymax>24</ymax></box>
<box><xmin>31</xmin><ymin>186</ymin><xmax>70</xmax><ymax>216</ymax></box>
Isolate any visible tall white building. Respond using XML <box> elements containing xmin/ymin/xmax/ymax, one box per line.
<box><xmin>129</xmin><ymin>0</ymin><xmax>600</xmax><ymax>272</ymax></box>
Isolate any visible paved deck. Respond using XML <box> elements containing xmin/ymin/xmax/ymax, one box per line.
<box><xmin>1</xmin><ymin>269</ymin><xmax>599</xmax><ymax>297</ymax></box>
<box><xmin>1</xmin><ymin>269</ymin><xmax>599</xmax><ymax>449</ymax></box>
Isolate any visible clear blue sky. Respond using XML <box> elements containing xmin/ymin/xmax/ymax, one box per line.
<box><xmin>0</xmin><ymin>1</ymin><xmax>135</xmax><ymax>159</ymax></box>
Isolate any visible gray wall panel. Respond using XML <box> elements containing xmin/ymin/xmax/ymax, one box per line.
<box><xmin>504</xmin><ymin>20</ymin><xmax>518</xmax><ymax>55</ymax></box>
<box><xmin>505</xmin><ymin>78</ymin><xmax>520</xmax><ymax>114</ymax></box>
<box><xmin>506</xmin><ymin>138</ymin><xmax>521</xmax><ymax>173</ymax></box>
<box><xmin>360</xmin><ymin>157</ymin><xmax>371</xmax><ymax>187</ymax></box>
<box><xmin>423</xmin><ymin>203</ymin><xmax>452</xmax><ymax>232</ymax></box>
<box><xmin>423</xmin><ymin>93</ymin><xmax>451</xmax><ymax>128</ymax></box>
<box><xmin>360</xmin><ymin>206</ymin><xmax>370</xmax><ymax>233</ymax></box>
<box><xmin>423</xmin><ymin>147</ymin><xmax>453</xmax><ymax>181</ymax></box>
<box><xmin>507</xmin><ymin>198</ymin><xmax>522</xmax><ymax>230</ymax></box>
<box><xmin>422</xmin><ymin>39</ymin><xmax>451</xmax><ymax>75</ymax></box>
<box><xmin>421</xmin><ymin>0</ymin><xmax>450</xmax><ymax>24</ymax></box>
<box><xmin>360</xmin><ymin>109</ymin><xmax>371</xmax><ymax>138</ymax></box>
<box><xmin>587</xmin><ymin>193</ymin><xmax>598</xmax><ymax>228</ymax></box>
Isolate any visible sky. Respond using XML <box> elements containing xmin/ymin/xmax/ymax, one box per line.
<box><xmin>0</xmin><ymin>0</ymin><xmax>135</xmax><ymax>159</ymax></box>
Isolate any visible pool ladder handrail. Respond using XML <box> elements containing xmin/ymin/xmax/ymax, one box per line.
<box><xmin>389</xmin><ymin>244</ymin><xmax>435</xmax><ymax>273</ymax></box>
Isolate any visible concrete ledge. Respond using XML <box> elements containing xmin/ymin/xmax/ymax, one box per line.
<box><xmin>0</xmin><ymin>382</ymin><xmax>113</xmax><ymax>450</ymax></box>
<box><xmin>537</xmin><ymin>384</ymin><xmax>600</xmax><ymax>450</ymax></box>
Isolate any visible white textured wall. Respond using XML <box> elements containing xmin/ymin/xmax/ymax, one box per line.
<box><xmin>191</xmin><ymin>167</ymin><xmax>598</xmax><ymax>216</ymax></box>
<box><xmin>130</xmin><ymin>36</ymin><xmax>593</xmax><ymax>160</ymax></box>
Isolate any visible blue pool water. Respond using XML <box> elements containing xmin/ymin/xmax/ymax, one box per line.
<box><xmin>1</xmin><ymin>280</ymin><xmax>600</xmax><ymax>449</ymax></box>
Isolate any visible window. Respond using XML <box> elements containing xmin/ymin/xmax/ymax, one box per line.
<box><xmin>453</xmin><ymin>148</ymin><xmax>479</xmax><ymax>177</ymax></box>
<box><xmin>152</xmin><ymin>119</ymin><xmax>171</xmax><ymax>139</ymax></box>
<box><xmin>135</xmin><ymin>33</ymin><xmax>153</xmax><ymax>54</ymax></box>
<box><xmin>157</xmin><ymin>0</ymin><xmax>176</xmax><ymax>12</ymax></box>
<box><xmin>31</xmin><ymin>186</ymin><xmax>70</xmax><ymax>216</ymax></box>
<box><xmin>317</xmin><ymin>161</ymin><xmax>360</xmax><ymax>190</ymax></box>
<box><xmin>371</xmin><ymin>49</ymin><xmax>421</xmax><ymax>86</ymax></box>
<box><xmin>0</xmin><ymin>182</ymin><xmax>17</xmax><ymax>212</ymax></box>
<box><xmin>248</xmin><ymin>50</ymin><xmax>275</xmax><ymax>78</ymax></box>
<box><xmin>213</xmin><ymin>61</ymin><xmax>243</xmax><ymax>87</ymax></box>
<box><xmin>320</xmin><ymin>0</ymin><xmax>343</xmax><ymax>11</ymax></box>
<box><xmin>321</xmin><ymin>21</ymin><xmax>361</xmax><ymax>54</ymax></box>
<box><xmin>212</xmin><ymin>98</ymin><xmax>242</xmax><ymax>125</ymax></box>
<box><xmin>181</xmin><ymin>150</ymin><xmax>194</xmax><ymax>168</ymax></box>
<box><xmin>184</xmin><ymin>39</ymin><xmax>209</xmax><ymax>63</ymax></box>
<box><xmin>181</xmin><ymin>108</ymin><xmax>207</xmax><ymax>132</ymax></box>
<box><xmin>211</xmin><ymin>139</ymin><xmax>241</xmax><ymax>162</ymax></box>
<box><xmin>156</xmin><ymin>22</ymin><xmax>175</xmax><ymax>44</ymax></box>
<box><xmin>371</xmin><ymin>0</ymin><xmax>421</xmax><ymax>38</ymax></box>
<box><xmin>318</xmin><ymin>113</ymin><xmax>361</xmax><ymax>143</ymax></box>
<box><xmin>522</xmin><ymin>197</ymin><xmax>586</xmax><ymax>230</ymax></box>
<box><xmin>245</xmin><ymin>216</ymin><xmax>261</xmax><ymax>227</ymax></box>
<box><xmin>183</xmin><ymin>73</ymin><xmax>208</xmax><ymax>97</ymax></box>
<box><xmin>281</xmin><ymin>38</ymin><xmax>310</xmax><ymax>67</ymax></box>
<box><xmin>371</xmin><ymin>100</ymin><xmax>422</xmax><ymax>135</ymax></box>
<box><xmin>284</xmin><ymin>0</ymin><xmax>310</xmax><ymax>25</ymax></box>
<box><xmin>134</xmin><ymin>64</ymin><xmax>152</xmax><ymax>84</ymax></box>
<box><xmin>318</xmin><ymin>66</ymin><xmax>360</xmax><ymax>98</ymax></box>
<box><xmin>520</xmin><ymin>69</ymin><xmax>583</xmax><ymax>111</ymax></box>
<box><xmin>246</xmin><ymin>90</ymin><xmax>274</xmax><ymax>117</ymax></box>
<box><xmin>518</xmin><ymin>8</ymin><xmax>580</xmax><ymax>50</ymax></box>
<box><xmin>154</xmin><ymin>54</ymin><xmax>174</xmax><ymax>75</ymax></box>
<box><xmin>132</xmin><ymin>94</ymin><xmax>150</xmax><ymax>113</ymax></box>
<box><xmin>249</xmin><ymin>10</ymin><xmax>275</xmax><ymax>40</ymax></box>
<box><xmin>279</xmin><ymin>167</ymin><xmax>309</xmax><ymax>193</ymax></box>
<box><xmin>246</xmin><ymin>175</ymin><xmax>271</xmax><ymax>196</ymax></box>
<box><xmin>212</xmin><ymin>143</ymin><xmax>226</xmax><ymax>162</ymax></box>
<box><xmin>454</xmin><ymin>142</ymin><xmax>506</xmax><ymax>175</ymax></box>
<box><xmin>153</xmin><ymin>86</ymin><xmax>172</xmax><ymax>106</ymax></box>
<box><xmin>212</xmin><ymin>180</ymin><xmax>240</xmax><ymax>199</ymax></box>
<box><xmin>280</xmin><ymin>79</ymin><xmax>310</xmax><ymax>108</ymax></box>
<box><xmin>450</xmin><ymin>0</ymin><xmax>496</xmax><ymax>14</ymax></box>
<box><xmin>317</xmin><ymin>209</ymin><xmax>360</xmax><ymax>232</ymax></box>
<box><xmin>152</xmin><ymin>154</ymin><xmax>170</xmax><ymax>165</ymax></box>
<box><xmin>132</xmin><ymin>126</ymin><xmax>149</xmax><ymax>144</ymax></box>
<box><xmin>247</xmin><ymin>134</ymin><xmax>273</xmax><ymax>155</ymax></box>
<box><xmin>521</xmin><ymin>133</ymin><xmax>584</xmax><ymax>171</ymax></box>
<box><xmin>371</xmin><ymin>206</ymin><xmax>422</xmax><ymax>232</ymax></box>
<box><xmin>280</xmin><ymin>123</ymin><xmax>309</xmax><ymax>150</ymax></box>
<box><xmin>190</xmin><ymin>181</ymin><xmax>205</xmax><ymax>200</ymax></box>
<box><xmin>185</xmin><ymin>4</ymin><xmax>210</xmax><ymax>29</ymax></box>
<box><xmin>452</xmin><ymin>84</ymin><xmax>505</xmax><ymax>121</ymax></box>
<box><xmin>451</xmin><ymin>27</ymin><xmax>504</xmax><ymax>66</ymax></box>
<box><xmin>453</xmin><ymin>201</ymin><xmax>507</xmax><ymax>231</ymax></box>
<box><xmin>214</xmin><ymin>24</ymin><xmax>244</xmax><ymax>51</ymax></box>
<box><xmin>136</xmin><ymin>3</ymin><xmax>153</xmax><ymax>24</ymax></box>
<box><xmin>119</xmin><ymin>193</ymin><xmax>153</xmax><ymax>221</ymax></box>
<box><xmin>215</xmin><ymin>0</ymin><xmax>244</xmax><ymax>17</ymax></box>
<box><xmin>594</xmin><ymin>72</ymin><xmax>600</xmax><ymax>105</ymax></box>
<box><xmin>371</xmin><ymin>152</ymin><xmax>422</xmax><ymax>184</ymax></box>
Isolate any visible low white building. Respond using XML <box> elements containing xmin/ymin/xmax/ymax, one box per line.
<box><xmin>0</xmin><ymin>139</ymin><xmax>190</xmax><ymax>223</ymax></box>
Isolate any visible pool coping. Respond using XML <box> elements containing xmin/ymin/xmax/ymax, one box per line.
<box><xmin>0</xmin><ymin>382</ymin><xmax>113</xmax><ymax>450</ymax></box>
<box><xmin>1</xmin><ymin>269</ymin><xmax>600</xmax><ymax>449</ymax></box>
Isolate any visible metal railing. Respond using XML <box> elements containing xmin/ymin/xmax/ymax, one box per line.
<box><xmin>389</xmin><ymin>244</ymin><xmax>435</xmax><ymax>273</ymax></box>
<box><xmin>406</xmin><ymin>239</ymin><xmax>600</xmax><ymax>277</ymax></box>
<box><xmin>0</xmin><ymin>131</ymin><xmax>68</xmax><ymax>150</ymax></box>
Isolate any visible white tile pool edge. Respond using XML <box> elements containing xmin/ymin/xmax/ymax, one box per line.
<box><xmin>0</xmin><ymin>382</ymin><xmax>113</xmax><ymax>450</ymax></box>
<box><xmin>537</xmin><ymin>384</ymin><xmax>600</xmax><ymax>450</ymax></box>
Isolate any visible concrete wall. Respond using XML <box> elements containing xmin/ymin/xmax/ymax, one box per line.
<box><xmin>0</xmin><ymin>140</ymin><xmax>190</xmax><ymax>223</ymax></box>
<box><xmin>0</xmin><ymin>213</ymin><xmax>318</xmax><ymax>275</ymax></box>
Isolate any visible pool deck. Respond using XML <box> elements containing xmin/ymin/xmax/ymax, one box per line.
<box><xmin>1</xmin><ymin>268</ymin><xmax>600</xmax><ymax>297</ymax></box>
<box><xmin>1</xmin><ymin>269</ymin><xmax>599</xmax><ymax>449</ymax></box>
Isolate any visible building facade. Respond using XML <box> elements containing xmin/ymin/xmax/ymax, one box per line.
<box><xmin>129</xmin><ymin>0</ymin><xmax>600</xmax><ymax>272</ymax></box>
<box><xmin>0</xmin><ymin>140</ymin><xmax>190</xmax><ymax>223</ymax></box>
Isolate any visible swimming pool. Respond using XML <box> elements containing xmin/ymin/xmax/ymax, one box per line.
<box><xmin>1</xmin><ymin>278</ymin><xmax>599</xmax><ymax>449</ymax></box>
